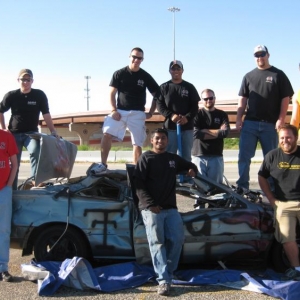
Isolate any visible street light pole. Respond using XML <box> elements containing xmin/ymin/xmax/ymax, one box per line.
<box><xmin>84</xmin><ymin>76</ymin><xmax>91</xmax><ymax>111</ymax></box>
<box><xmin>168</xmin><ymin>7</ymin><xmax>180</xmax><ymax>60</ymax></box>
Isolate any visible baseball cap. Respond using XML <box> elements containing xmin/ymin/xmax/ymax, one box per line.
<box><xmin>18</xmin><ymin>69</ymin><xmax>33</xmax><ymax>78</ymax></box>
<box><xmin>169</xmin><ymin>60</ymin><xmax>183</xmax><ymax>69</ymax></box>
<box><xmin>253</xmin><ymin>45</ymin><xmax>268</xmax><ymax>54</ymax></box>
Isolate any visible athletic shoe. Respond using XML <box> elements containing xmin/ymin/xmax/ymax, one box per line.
<box><xmin>282</xmin><ymin>267</ymin><xmax>300</xmax><ymax>281</ymax></box>
<box><xmin>157</xmin><ymin>283</ymin><xmax>170</xmax><ymax>296</ymax></box>
<box><xmin>1</xmin><ymin>271</ymin><xmax>13</xmax><ymax>282</ymax></box>
<box><xmin>90</xmin><ymin>163</ymin><xmax>107</xmax><ymax>176</ymax></box>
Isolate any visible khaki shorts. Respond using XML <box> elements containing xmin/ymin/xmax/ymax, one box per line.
<box><xmin>102</xmin><ymin>109</ymin><xmax>146</xmax><ymax>146</ymax></box>
<box><xmin>274</xmin><ymin>200</ymin><xmax>300</xmax><ymax>243</ymax></box>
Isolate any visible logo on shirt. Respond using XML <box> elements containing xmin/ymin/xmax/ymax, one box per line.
<box><xmin>0</xmin><ymin>142</ymin><xmax>6</xmax><ymax>149</ymax></box>
<box><xmin>214</xmin><ymin>118</ymin><xmax>221</xmax><ymax>125</ymax></box>
<box><xmin>278</xmin><ymin>162</ymin><xmax>300</xmax><ymax>170</ymax></box>
<box><xmin>169</xmin><ymin>160</ymin><xmax>176</xmax><ymax>168</ymax></box>
<box><xmin>181</xmin><ymin>88</ymin><xmax>189</xmax><ymax>97</ymax></box>
<box><xmin>28</xmin><ymin>101</ymin><xmax>37</xmax><ymax>105</ymax></box>
<box><xmin>266</xmin><ymin>76</ymin><xmax>273</xmax><ymax>84</ymax></box>
<box><xmin>137</xmin><ymin>80</ymin><xmax>144</xmax><ymax>87</ymax></box>
<box><xmin>0</xmin><ymin>161</ymin><xmax>6</xmax><ymax>168</ymax></box>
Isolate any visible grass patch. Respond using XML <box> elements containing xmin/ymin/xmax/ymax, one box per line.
<box><xmin>77</xmin><ymin>144</ymin><xmax>99</xmax><ymax>151</ymax></box>
<box><xmin>224</xmin><ymin>138</ymin><xmax>261</xmax><ymax>150</ymax></box>
<box><xmin>72</xmin><ymin>139</ymin><xmax>261</xmax><ymax>151</ymax></box>
<box><xmin>111</xmin><ymin>146</ymin><xmax>152</xmax><ymax>151</ymax></box>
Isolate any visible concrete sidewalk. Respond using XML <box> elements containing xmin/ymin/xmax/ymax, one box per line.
<box><xmin>21</xmin><ymin>149</ymin><xmax>264</xmax><ymax>163</ymax></box>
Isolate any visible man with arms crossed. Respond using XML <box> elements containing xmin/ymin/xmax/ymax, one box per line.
<box><xmin>91</xmin><ymin>47</ymin><xmax>159</xmax><ymax>175</ymax></box>
<box><xmin>258</xmin><ymin>124</ymin><xmax>300</xmax><ymax>280</ymax></box>
<box><xmin>0</xmin><ymin>129</ymin><xmax>18</xmax><ymax>281</ymax></box>
<box><xmin>134</xmin><ymin>128</ymin><xmax>197</xmax><ymax>295</ymax></box>
<box><xmin>192</xmin><ymin>88</ymin><xmax>230</xmax><ymax>183</ymax></box>
<box><xmin>236</xmin><ymin>45</ymin><xmax>294</xmax><ymax>190</ymax></box>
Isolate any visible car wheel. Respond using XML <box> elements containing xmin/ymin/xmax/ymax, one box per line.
<box><xmin>270</xmin><ymin>239</ymin><xmax>300</xmax><ymax>272</ymax></box>
<box><xmin>34</xmin><ymin>225</ymin><xmax>89</xmax><ymax>262</ymax></box>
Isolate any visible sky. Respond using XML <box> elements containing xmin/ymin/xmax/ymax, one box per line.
<box><xmin>0</xmin><ymin>0</ymin><xmax>299</xmax><ymax>116</ymax></box>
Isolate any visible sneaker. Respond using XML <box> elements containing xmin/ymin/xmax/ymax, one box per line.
<box><xmin>179</xmin><ymin>181</ymin><xmax>194</xmax><ymax>188</ymax></box>
<box><xmin>1</xmin><ymin>271</ymin><xmax>13</xmax><ymax>282</ymax></box>
<box><xmin>282</xmin><ymin>267</ymin><xmax>300</xmax><ymax>281</ymax></box>
<box><xmin>157</xmin><ymin>283</ymin><xmax>170</xmax><ymax>296</ymax></box>
<box><xmin>90</xmin><ymin>163</ymin><xmax>107</xmax><ymax>176</ymax></box>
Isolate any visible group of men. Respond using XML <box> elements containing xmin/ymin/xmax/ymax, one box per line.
<box><xmin>1</xmin><ymin>44</ymin><xmax>300</xmax><ymax>292</ymax></box>
<box><xmin>89</xmin><ymin>45</ymin><xmax>298</xmax><ymax>295</ymax></box>
<box><xmin>90</xmin><ymin>47</ymin><xmax>230</xmax><ymax>186</ymax></box>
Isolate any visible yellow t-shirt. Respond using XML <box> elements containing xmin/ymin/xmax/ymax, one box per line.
<box><xmin>290</xmin><ymin>90</ymin><xmax>300</xmax><ymax>128</ymax></box>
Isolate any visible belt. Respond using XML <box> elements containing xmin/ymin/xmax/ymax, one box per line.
<box><xmin>246</xmin><ymin>118</ymin><xmax>272</xmax><ymax>123</ymax></box>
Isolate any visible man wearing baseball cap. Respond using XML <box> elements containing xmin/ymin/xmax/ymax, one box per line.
<box><xmin>0</xmin><ymin>69</ymin><xmax>58</xmax><ymax>189</ymax></box>
<box><xmin>156</xmin><ymin>60</ymin><xmax>200</xmax><ymax>162</ymax></box>
<box><xmin>236</xmin><ymin>45</ymin><xmax>294</xmax><ymax>190</ymax></box>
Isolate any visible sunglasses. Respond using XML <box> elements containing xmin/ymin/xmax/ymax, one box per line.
<box><xmin>202</xmin><ymin>96</ymin><xmax>215</xmax><ymax>101</ymax></box>
<box><xmin>131</xmin><ymin>55</ymin><xmax>143</xmax><ymax>61</ymax></box>
<box><xmin>18</xmin><ymin>78</ymin><xmax>32</xmax><ymax>83</ymax></box>
<box><xmin>254</xmin><ymin>52</ymin><xmax>267</xmax><ymax>58</ymax></box>
<box><xmin>171</xmin><ymin>67</ymin><xmax>182</xmax><ymax>71</ymax></box>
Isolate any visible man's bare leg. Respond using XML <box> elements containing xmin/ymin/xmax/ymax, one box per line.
<box><xmin>283</xmin><ymin>241</ymin><xmax>300</xmax><ymax>267</ymax></box>
<box><xmin>133</xmin><ymin>145</ymin><xmax>142</xmax><ymax>164</ymax></box>
<box><xmin>101</xmin><ymin>133</ymin><xmax>112</xmax><ymax>165</ymax></box>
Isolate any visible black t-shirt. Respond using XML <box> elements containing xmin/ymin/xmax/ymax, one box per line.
<box><xmin>156</xmin><ymin>80</ymin><xmax>200</xmax><ymax>130</ymax></box>
<box><xmin>239</xmin><ymin>66</ymin><xmax>294</xmax><ymax>123</ymax></box>
<box><xmin>258</xmin><ymin>147</ymin><xmax>300</xmax><ymax>200</ymax></box>
<box><xmin>0</xmin><ymin>89</ymin><xmax>50</xmax><ymax>133</ymax></box>
<box><xmin>109</xmin><ymin>66</ymin><xmax>158</xmax><ymax>111</ymax></box>
<box><xmin>192</xmin><ymin>108</ymin><xmax>230</xmax><ymax>156</ymax></box>
<box><xmin>134</xmin><ymin>150</ymin><xmax>198</xmax><ymax>210</ymax></box>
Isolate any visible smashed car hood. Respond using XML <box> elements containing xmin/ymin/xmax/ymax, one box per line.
<box><xmin>28</xmin><ymin>133</ymin><xmax>77</xmax><ymax>186</ymax></box>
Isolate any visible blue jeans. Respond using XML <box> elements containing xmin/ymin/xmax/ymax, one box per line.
<box><xmin>166</xmin><ymin>129</ymin><xmax>193</xmax><ymax>162</ymax></box>
<box><xmin>13</xmin><ymin>132</ymin><xmax>40</xmax><ymax>190</ymax></box>
<box><xmin>237</xmin><ymin>120</ymin><xmax>278</xmax><ymax>189</ymax></box>
<box><xmin>141</xmin><ymin>208</ymin><xmax>184</xmax><ymax>284</ymax></box>
<box><xmin>0</xmin><ymin>186</ymin><xmax>12</xmax><ymax>272</ymax></box>
<box><xmin>192</xmin><ymin>156</ymin><xmax>224</xmax><ymax>184</ymax></box>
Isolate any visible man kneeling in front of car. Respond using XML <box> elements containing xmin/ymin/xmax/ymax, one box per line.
<box><xmin>258</xmin><ymin>124</ymin><xmax>300</xmax><ymax>280</ymax></box>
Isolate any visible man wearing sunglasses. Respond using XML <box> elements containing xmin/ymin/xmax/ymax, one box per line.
<box><xmin>156</xmin><ymin>60</ymin><xmax>199</xmax><ymax>162</ymax></box>
<box><xmin>236</xmin><ymin>45</ymin><xmax>294</xmax><ymax>190</ymax></box>
<box><xmin>91</xmin><ymin>47</ymin><xmax>159</xmax><ymax>175</ymax></box>
<box><xmin>192</xmin><ymin>89</ymin><xmax>230</xmax><ymax>183</ymax></box>
<box><xmin>0</xmin><ymin>69</ymin><xmax>58</xmax><ymax>189</ymax></box>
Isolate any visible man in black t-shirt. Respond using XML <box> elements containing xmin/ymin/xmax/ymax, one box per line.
<box><xmin>156</xmin><ymin>60</ymin><xmax>200</xmax><ymax>162</ymax></box>
<box><xmin>236</xmin><ymin>45</ymin><xmax>294</xmax><ymax>190</ymax></box>
<box><xmin>258</xmin><ymin>124</ymin><xmax>300</xmax><ymax>280</ymax></box>
<box><xmin>134</xmin><ymin>128</ymin><xmax>197</xmax><ymax>295</ymax></box>
<box><xmin>91</xmin><ymin>47</ymin><xmax>159</xmax><ymax>175</ymax></box>
<box><xmin>192</xmin><ymin>89</ymin><xmax>230</xmax><ymax>183</ymax></box>
<box><xmin>0</xmin><ymin>69</ymin><xmax>58</xmax><ymax>189</ymax></box>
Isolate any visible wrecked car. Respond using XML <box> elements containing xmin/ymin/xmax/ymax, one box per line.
<box><xmin>11</xmin><ymin>160</ymin><xmax>299</xmax><ymax>272</ymax></box>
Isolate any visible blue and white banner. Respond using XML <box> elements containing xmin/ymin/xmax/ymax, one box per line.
<box><xmin>21</xmin><ymin>257</ymin><xmax>300</xmax><ymax>299</ymax></box>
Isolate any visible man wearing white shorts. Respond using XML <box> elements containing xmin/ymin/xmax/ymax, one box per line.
<box><xmin>91</xmin><ymin>47</ymin><xmax>159</xmax><ymax>175</ymax></box>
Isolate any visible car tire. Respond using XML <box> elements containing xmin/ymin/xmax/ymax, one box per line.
<box><xmin>34</xmin><ymin>225</ymin><xmax>89</xmax><ymax>262</ymax></box>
